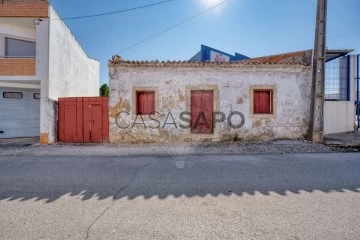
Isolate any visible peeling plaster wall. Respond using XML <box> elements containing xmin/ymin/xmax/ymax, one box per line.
<box><xmin>109</xmin><ymin>65</ymin><xmax>312</xmax><ymax>143</ymax></box>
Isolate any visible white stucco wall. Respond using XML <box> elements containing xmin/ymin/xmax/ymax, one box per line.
<box><xmin>48</xmin><ymin>6</ymin><xmax>99</xmax><ymax>99</ymax></box>
<box><xmin>109</xmin><ymin>64</ymin><xmax>312</xmax><ymax>143</ymax></box>
<box><xmin>324</xmin><ymin>102</ymin><xmax>355</xmax><ymax>134</ymax></box>
<box><xmin>324</xmin><ymin>55</ymin><xmax>357</xmax><ymax>134</ymax></box>
<box><xmin>37</xmin><ymin>18</ymin><xmax>52</xmax><ymax>143</ymax></box>
<box><xmin>39</xmin><ymin>6</ymin><xmax>100</xmax><ymax>143</ymax></box>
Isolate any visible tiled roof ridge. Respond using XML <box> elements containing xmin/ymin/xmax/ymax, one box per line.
<box><xmin>248</xmin><ymin>49</ymin><xmax>312</xmax><ymax>59</ymax></box>
<box><xmin>109</xmin><ymin>50</ymin><xmax>313</xmax><ymax>66</ymax></box>
<box><xmin>242</xmin><ymin>49</ymin><xmax>312</xmax><ymax>61</ymax></box>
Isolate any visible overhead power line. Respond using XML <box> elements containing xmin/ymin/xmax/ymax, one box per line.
<box><xmin>119</xmin><ymin>0</ymin><xmax>232</xmax><ymax>54</ymax></box>
<box><xmin>53</xmin><ymin>0</ymin><xmax>176</xmax><ymax>21</ymax></box>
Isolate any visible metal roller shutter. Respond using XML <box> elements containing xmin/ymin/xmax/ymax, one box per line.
<box><xmin>0</xmin><ymin>88</ymin><xmax>40</xmax><ymax>138</ymax></box>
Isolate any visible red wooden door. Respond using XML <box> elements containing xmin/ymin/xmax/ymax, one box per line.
<box><xmin>83</xmin><ymin>97</ymin><xmax>109</xmax><ymax>143</ymax></box>
<box><xmin>89</xmin><ymin>104</ymin><xmax>103</xmax><ymax>143</ymax></box>
<box><xmin>191</xmin><ymin>90</ymin><xmax>213</xmax><ymax>134</ymax></box>
<box><xmin>58</xmin><ymin>98</ymin><xmax>84</xmax><ymax>143</ymax></box>
<box><xmin>58</xmin><ymin>97</ymin><xmax>109</xmax><ymax>143</ymax></box>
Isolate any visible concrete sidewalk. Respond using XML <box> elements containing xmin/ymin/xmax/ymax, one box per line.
<box><xmin>324</xmin><ymin>131</ymin><xmax>360</xmax><ymax>147</ymax></box>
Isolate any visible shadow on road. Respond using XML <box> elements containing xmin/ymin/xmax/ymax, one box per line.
<box><xmin>0</xmin><ymin>153</ymin><xmax>359</xmax><ymax>203</ymax></box>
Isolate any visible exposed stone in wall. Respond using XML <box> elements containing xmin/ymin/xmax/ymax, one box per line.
<box><xmin>40</xmin><ymin>97</ymin><xmax>57</xmax><ymax>144</ymax></box>
<box><xmin>109</xmin><ymin>65</ymin><xmax>312</xmax><ymax>143</ymax></box>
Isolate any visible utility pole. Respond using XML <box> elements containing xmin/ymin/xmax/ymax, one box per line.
<box><xmin>309</xmin><ymin>0</ymin><xmax>327</xmax><ymax>143</ymax></box>
<box><xmin>357</xmin><ymin>54</ymin><xmax>360</xmax><ymax>130</ymax></box>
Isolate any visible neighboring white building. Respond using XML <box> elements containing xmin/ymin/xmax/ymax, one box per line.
<box><xmin>324</xmin><ymin>53</ymin><xmax>358</xmax><ymax>134</ymax></box>
<box><xmin>0</xmin><ymin>0</ymin><xmax>99</xmax><ymax>143</ymax></box>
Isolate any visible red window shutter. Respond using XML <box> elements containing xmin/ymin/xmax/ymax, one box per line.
<box><xmin>254</xmin><ymin>90</ymin><xmax>272</xmax><ymax>114</ymax></box>
<box><xmin>137</xmin><ymin>92</ymin><xmax>155</xmax><ymax>115</ymax></box>
<box><xmin>146</xmin><ymin>92</ymin><xmax>155</xmax><ymax>114</ymax></box>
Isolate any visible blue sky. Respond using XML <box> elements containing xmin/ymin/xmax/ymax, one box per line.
<box><xmin>50</xmin><ymin>0</ymin><xmax>360</xmax><ymax>85</ymax></box>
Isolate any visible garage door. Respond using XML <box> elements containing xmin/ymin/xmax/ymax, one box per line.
<box><xmin>0</xmin><ymin>88</ymin><xmax>40</xmax><ymax>138</ymax></box>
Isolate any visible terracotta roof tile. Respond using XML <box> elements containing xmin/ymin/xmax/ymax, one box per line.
<box><xmin>109</xmin><ymin>50</ymin><xmax>313</xmax><ymax>67</ymax></box>
<box><xmin>239</xmin><ymin>50</ymin><xmax>313</xmax><ymax>65</ymax></box>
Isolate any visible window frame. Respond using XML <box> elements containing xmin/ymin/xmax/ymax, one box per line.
<box><xmin>185</xmin><ymin>84</ymin><xmax>220</xmax><ymax>141</ymax></box>
<box><xmin>3</xmin><ymin>35</ymin><xmax>36</xmax><ymax>58</ymax></box>
<box><xmin>3</xmin><ymin>91</ymin><xmax>23</xmax><ymax>99</ymax></box>
<box><xmin>250</xmin><ymin>85</ymin><xmax>277</xmax><ymax>118</ymax></box>
<box><xmin>33</xmin><ymin>93</ymin><xmax>41</xmax><ymax>100</ymax></box>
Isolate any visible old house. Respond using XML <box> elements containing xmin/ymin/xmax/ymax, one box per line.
<box><xmin>108</xmin><ymin>50</ymin><xmax>318</xmax><ymax>143</ymax></box>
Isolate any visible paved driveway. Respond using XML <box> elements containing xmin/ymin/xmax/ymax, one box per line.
<box><xmin>0</xmin><ymin>153</ymin><xmax>359</xmax><ymax>240</ymax></box>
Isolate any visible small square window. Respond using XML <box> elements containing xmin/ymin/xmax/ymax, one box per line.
<box><xmin>253</xmin><ymin>90</ymin><xmax>273</xmax><ymax>114</ymax></box>
<box><xmin>33</xmin><ymin>93</ymin><xmax>40</xmax><ymax>100</ymax></box>
<box><xmin>136</xmin><ymin>91</ymin><xmax>155</xmax><ymax>115</ymax></box>
<box><xmin>3</xmin><ymin>92</ymin><xmax>23</xmax><ymax>99</ymax></box>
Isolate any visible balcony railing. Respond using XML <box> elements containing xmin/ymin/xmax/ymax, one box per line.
<box><xmin>0</xmin><ymin>0</ymin><xmax>48</xmax><ymax>17</ymax></box>
<box><xmin>0</xmin><ymin>58</ymin><xmax>36</xmax><ymax>76</ymax></box>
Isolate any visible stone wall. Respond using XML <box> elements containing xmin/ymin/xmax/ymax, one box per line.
<box><xmin>109</xmin><ymin>64</ymin><xmax>312</xmax><ymax>143</ymax></box>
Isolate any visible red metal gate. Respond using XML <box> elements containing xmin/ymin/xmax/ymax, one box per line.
<box><xmin>58</xmin><ymin>97</ymin><xmax>109</xmax><ymax>143</ymax></box>
<box><xmin>191</xmin><ymin>90</ymin><xmax>213</xmax><ymax>134</ymax></box>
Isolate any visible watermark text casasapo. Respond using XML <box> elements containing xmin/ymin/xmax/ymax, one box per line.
<box><xmin>115</xmin><ymin>111</ymin><xmax>245</xmax><ymax>129</ymax></box>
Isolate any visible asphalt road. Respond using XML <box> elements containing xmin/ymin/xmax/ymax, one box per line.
<box><xmin>0</xmin><ymin>153</ymin><xmax>359</xmax><ymax>240</ymax></box>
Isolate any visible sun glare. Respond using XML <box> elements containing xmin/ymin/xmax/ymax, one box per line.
<box><xmin>203</xmin><ymin>0</ymin><xmax>223</xmax><ymax>6</ymax></box>
<box><xmin>199</xmin><ymin>0</ymin><xmax>225</xmax><ymax>15</ymax></box>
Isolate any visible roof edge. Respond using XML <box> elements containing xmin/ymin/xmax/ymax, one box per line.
<box><xmin>108</xmin><ymin>57</ymin><xmax>310</xmax><ymax>68</ymax></box>
<box><xmin>109</xmin><ymin>49</ymin><xmax>313</xmax><ymax>67</ymax></box>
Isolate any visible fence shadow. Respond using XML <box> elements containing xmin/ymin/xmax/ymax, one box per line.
<box><xmin>0</xmin><ymin>153</ymin><xmax>359</xmax><ymax>203</ymax></box>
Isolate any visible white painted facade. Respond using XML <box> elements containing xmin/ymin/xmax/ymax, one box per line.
<box><xmin>109</xmin><ymin>63</ymin><xmax>312</xmax><ymax>143</ymax></box>
<box><xmin>0</xmin><ymin>5</ymin><xmax>100</xmax><ymax>142</ymax></box>
<box><xmin>48</xmin><ymin>6</ymin><xmax>99</xmax><ymax>99</ymax></box>
<box><xmin>40</xmin><ymin>6</ymin><xmax>100</xmax><ymax>143</ymax></box>
<box><xmin>324</xmin><ymin>55</ymin><xmax>357</xmax><ymax>134</ymax></box>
